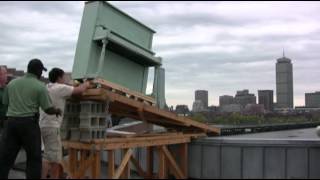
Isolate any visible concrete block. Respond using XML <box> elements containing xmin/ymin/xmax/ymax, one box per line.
<box><xmin>62</xmin><ymin>115</ymin><xmax>80</xmax><ymax>128</ymax></box>
<box><xmin>64</xmin><ymin>102</ymin><xmax>81</xmax><ymax>116</ymax></box>
<box><xmin>79</xmin><ymin>115</ymin><xmax>107</xmax><ymax>128</ymax></box>
<box><xmin>99</xmin><ymin>116</ymin><xmax>107</xmax><ymax>128</ymax></box>
<box><xmin>60</xmin><ymin>128</ymin><xmax>70</xmax><ymax>140</ymax></box>
<box><xmin>80</xmin><ymin>128</ymin><xmax>95</xmax><ymax>142</ymax></box>
<box><xmin>79</xmin><ymin>128</ymin><xmax>105</xmax><ymax>142</ymax></box>
<box><xmin>80</xmin><ymin>101</ymin><xmax>108</xmax><ymax>116</ymax></box>
<box><xmin>80</xmin><ymin>116</ymin><xmax>98</xmax><ymax>128</ymax></box>
<box><xmin>70</xmin><ymin>128</ymin><xmax>80</xmax><ymax>141</ymax></box>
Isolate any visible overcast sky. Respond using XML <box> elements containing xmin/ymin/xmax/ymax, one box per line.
<box><xmin>0</xmin><ymin>1</ymin><xmax>319</xmax><ymax>108</ymax></box>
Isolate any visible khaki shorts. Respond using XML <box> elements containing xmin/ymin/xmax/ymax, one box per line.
<box><xmin>41</xmin><ymin>127</ymin><xmax>62</xmax><ymax>163</ymax></box>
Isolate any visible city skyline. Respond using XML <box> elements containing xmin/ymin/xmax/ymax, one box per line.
<box><xmin>0</xmin><ymin>2</ymin><xmax>319</xmax><ymax>108</ymax></box>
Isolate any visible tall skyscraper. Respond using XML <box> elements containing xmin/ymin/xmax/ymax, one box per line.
<box><xmin>276</xmin><ymin>52</ymin><xmax>293</xmax><ymax>108</ymax></box>
<box><xmin>258</xmin><ymin>90</ymin><xmax>274</xmax><ymax>112</ymax></box>
<box><xmin>195</xmin><ymin>90</ymin><xmax>208</xmax><ymax>108</ymax></box>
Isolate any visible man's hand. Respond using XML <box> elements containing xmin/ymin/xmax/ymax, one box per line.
<box><xmin>72</xmin><ymin>80</ymin><xmax>91</xmax><ymax>95</ymax></box>
<box><xmin>44</xmin><ymin>107</ymin><xmax>62</xmax><ymax>117</ymax></box>
<box><xmin>55</xmin><ymin>108</ymin><xmax>62</xmax><ymax>117</ymax></box>
<box><xmin>83</xmin><ymin>81</ymin><xmax>91</xmax><ymax>89</ymax></box>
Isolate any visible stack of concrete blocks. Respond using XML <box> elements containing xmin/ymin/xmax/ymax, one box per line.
<box><xmin>79</xmin><ymin>101</ymin><xmax>108</xmax><ymax>142</ymax></box>
<box><xmin>61</xmin><ymin>100</ymin><xmax>108</xmax><ymax>142</ymax></box>
<box><xmin>61</xmin><ymin>101</ymin><xmax>80</xmax><ymax>141</ymax></box>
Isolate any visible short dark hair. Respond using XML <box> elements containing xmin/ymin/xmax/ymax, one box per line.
<box><xmin>49</xmin><ymin>68</ymin><xmax>65</xmax><ymax>83</ymax></box>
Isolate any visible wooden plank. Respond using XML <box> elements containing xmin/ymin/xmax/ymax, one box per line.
<box><xmin>120</xmin><ymin>149</ymin><xmax>130</xmax><ymax>179</ymax></box>
<box><xmin>102</xmin><ymin>137</ymin><xmax>190</xmax><ymax>150</ymax></box>
<box><xmin>94</xmin><ymin>133</ymin><xmax>190</xmax><ymax>144</ymax></box>
<box><xmin>108</xmin><ymin>150</ymin><xmax>115</xmax><ymax>179</ymax></box>
<box><xmin>146</xmin><ymin>147</ymin><xmax>154</xmax><ymax>179</ymax></box>
<box><xmin>113</xmin><ymin>149</ymin><xmax>133</xmax><ymax>179</ymax></box>
<box><xmin>93</xmin><ymin>78</ymin><xmax>156</xmax><ymax>104</ymax></box>
<box><xmin>74</xmin><ymin>152</ymin><xmax>94</xmax><ymax>178</ymax></box>
<box><xmin>91</xmin><ymin>151</ymin><xmax>101</xmax><ymax>179</ymax></box>
<box><xmin>158</xmin><ymin>146</ymin><xmax>167</xmax><ymax>179</ymax></box>
<box><xmin>130</xmin><ymin>156</ymin><xmax>146</xmax><ymax>178</ymax></box>
<box><xmin>179</xmin><ymin>143</ymin><xmax>188</xmax><ymax>178</ymax></box>
<box><xmin>68</xmin><ymin>148</ymin><xmax>77</xmax><ymax>178</ymax></box>
<box><xmin>61</xmin><ymin>160</ymin><xmax>70</xmax><ymax>176</ymax></box>
<box><xmin>63</xmin><ymin>133</ymin><xmax>197</xmax><ymax>150</ymax></box>
<box><xmin>161</xmin><ymin>146</ymin><xmax>184</xmax><ymax>179</ymax></box>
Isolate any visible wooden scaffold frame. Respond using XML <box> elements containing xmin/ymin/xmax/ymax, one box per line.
<box><xmin>62</xmin><ymin>133</ymin><xmax>201</xmax><ymax>179</ymax></box>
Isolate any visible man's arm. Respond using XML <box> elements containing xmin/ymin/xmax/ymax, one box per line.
<box><xmin>72</xmin><ymin>81</ymin><xmax>90</xmax><ymax>95</ymax></box>
<box><xmin>38</xmin><ymin>85</ymin><xmax>62</xmax><ymax>117</ymax></box>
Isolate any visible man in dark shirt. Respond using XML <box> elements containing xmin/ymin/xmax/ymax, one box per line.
<box><xmin>0</xmin><ymin>59</ymin><xmax>62</xmax><ymax>179</ymax></box>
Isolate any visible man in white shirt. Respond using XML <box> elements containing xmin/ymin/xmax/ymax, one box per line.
<box><xmin>39</xmin><ymin>68</ymin><xmax>90</xmax><ymax>179</ymax></box>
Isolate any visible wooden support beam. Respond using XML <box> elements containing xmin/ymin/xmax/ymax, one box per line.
<box><xmin>91</xmin><ymin>151</ymin><xmax>101</xmax><ymax>179</ymax></box>
<box><xmin>160</xmin><ymin>146</ymin><xmax>184</xmax><ymax>179</ymax></box>
<box><xmin>68</xmin><ymin>148</ymin><xmax>77</xmax><ymax>178</ymax></box>
<box><xmin>63</xmin><ymin>134</ymin><xmax>193</xmax><ymax>151</ymax></box>
<box><xmin>74</xmin><ymin>152</ymin><xmax>94</xmax><ymax>178</ymax></box>
<box><xmin>130</xmin><ymin>156</ymin><xmax>146</xmax><ymax>178</ymax></box>
<box><xmin>179</xmin><ymin>143</ymin><xmax>188</xmax><ymax>178</ymax></box>
<box><xmin>108</xmin><ymin>150</ymin><xmax>115</xmax><ymax>179</ymax></box>
<box><xmin>120</xmin><ymin>149</ymin><xmax>130</xmax><ymax>179</ymax></box>
<box><xmin>146</xmin><ymin>147</ymin><xmax>154</xmax><ymax>179</ymax></box>
<box><xmin>113</xmin><ymin>149</ymin><xmax>133</xmax><ymax>179</ymax></box>
<box><xmin>158</xmin><ymin>147</ymin><xmax>167</xmax><ymax>179</ymax></box>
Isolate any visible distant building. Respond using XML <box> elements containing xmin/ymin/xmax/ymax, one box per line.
<box><xmin>276</xmin><ymin>52</ymin><xmax>293</xmax><ymax>108</ymax></box>
<box><xmin>192</xmin><ymin>100</ymin><xmax>205</xmax><ymax>113</ymax></box>
<box><xmin>234</xmin><ymin>89</ymin><xmax>256</xmax><ymax>108</ymax></box>
<box><xmin>2</xmin><ymin>65</ymin><xmax>49</xmax><ymax>84</ymax></box>
<box><xmin>258</xmin><ymin>90</ymin><xmax>274</xmax><ymax>112</ymax></box>
<box><xmin>195</xmin><ymin>90</ymin><xmax>208</xmax><ymax>109</ymax></box>
<box><xmin>295</xmin><ymin>106</ymin><xmax>320</xmax><ymax>113</ymax></box>
<box><xmin>175</xmin><ymin>105</ymin><xmax>190</xmax><ymax>116</ymax></box>
<box><xmin>305</xmin><ymin>91</ymin><xmax>320</xmax><ymax>108</ymax></box>
<box><xmin>244</xmin><ymin>104</ymin><xmax>265</xmax><ymax>115</ymax></box>
<box><xmin>219</xmin><ymin>95</ymin><xmax>234</xmax><ymax>107</ymax></box>
<box><xmin>6</xmin><ymin>67</ymin><xmax>25</xmax><ymax>83</ymax></box>
<box><xmin>208</xmin><ymin>105</ymin><xmax>219</xmax><ymax>113</ymax></box>
<box><xmin>220</xmin><ymin>104</ymin><xmax>241</xmax><ymax>113</ymax></box>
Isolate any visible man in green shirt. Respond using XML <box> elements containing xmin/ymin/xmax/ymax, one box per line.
<box><xmin>0</xmin><ymin>59</ymin><xmax>62</xmax><ymax>179</ymax></box>
<box><xmin>0</xmin><ymin>66</ymin><xmax>8</xmax><ymax>133</ymax></box>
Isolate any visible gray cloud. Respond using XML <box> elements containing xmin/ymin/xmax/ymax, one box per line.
<box><xmin>0</xmin><ymin>1</ymin><xmax>319</xmax><ymax>108</ymax></box>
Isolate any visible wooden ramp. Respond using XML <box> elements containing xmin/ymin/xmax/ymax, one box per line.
<box><xmin>80</xmin><ymin>82</ymin><xmax>220</xmax><ymax>135</ymax></box>
<box><xmin>62</xmin><ymin>79</ymin><xmax>220</xmax><ymax>179</ymax></box>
